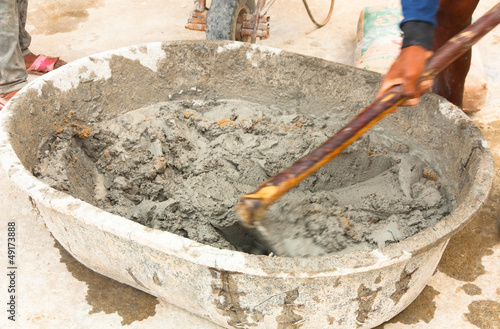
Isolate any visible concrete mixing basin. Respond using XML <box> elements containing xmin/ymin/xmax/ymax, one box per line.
<box><xmin>0</xmin><ymin>41</ymin><xmax>494</xmax><ymax>328</ymax></box>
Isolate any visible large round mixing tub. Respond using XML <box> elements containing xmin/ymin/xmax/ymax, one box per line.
<box><xmin>0</xmin><ymin>41</ymin><xmax>494</xmax><ymax>328</ymax></box>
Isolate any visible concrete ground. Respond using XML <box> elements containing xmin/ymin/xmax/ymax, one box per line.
<box><xmin>0</xmin><ymin>0</ymin><xmax>499</xmax><ymax>328</ymax></box>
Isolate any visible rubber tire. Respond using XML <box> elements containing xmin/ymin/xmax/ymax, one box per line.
<box><xmin>206</xmin><ymin>0</ymin><xmax>256</xmax><ymax>42</ymax></box>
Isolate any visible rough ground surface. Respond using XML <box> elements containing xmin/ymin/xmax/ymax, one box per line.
<box><xmin>34</xmin><ymin>99</ymin><xmax>451</xmax><ymax>256</ymax></box>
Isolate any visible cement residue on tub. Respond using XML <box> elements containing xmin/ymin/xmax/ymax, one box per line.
<box><xmin>33</xmin><ymin>99</ymin><xmax>454</xmax><ymax>256</ymax></box>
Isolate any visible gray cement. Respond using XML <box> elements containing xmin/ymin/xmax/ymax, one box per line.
<box><xmin>34</xmin><ymin>98</ymin><xmax>451</xmax><ymax>257</ymax></box>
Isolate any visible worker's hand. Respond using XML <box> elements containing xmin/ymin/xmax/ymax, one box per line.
<box><xmin>376</xmin><ymin>45</ymin><xmax>433</xmax><ymax>106</ymax></box>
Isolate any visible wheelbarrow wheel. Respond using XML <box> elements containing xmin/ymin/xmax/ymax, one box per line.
<box><xmin>207</xmin><ymin>0</ymin><xmax>256</xmax><ymax>42</ymax></box>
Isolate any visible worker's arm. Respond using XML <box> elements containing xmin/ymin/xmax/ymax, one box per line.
<box><xmin>376</xmin><ymin>0</ymin><xmax>439</xmax><ymax>105</ymax></box>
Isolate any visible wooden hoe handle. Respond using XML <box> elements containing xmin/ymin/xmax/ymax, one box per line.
<box><xmin>236</xmin><ymin>2</ymin><xmax>500</xmax><ymax>226</ymax></box>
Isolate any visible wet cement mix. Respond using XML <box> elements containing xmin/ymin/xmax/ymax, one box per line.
<box><xmin>34</xmin><ymin>99</ymin><xmax>453</xmax><ymax>257</ymax></box>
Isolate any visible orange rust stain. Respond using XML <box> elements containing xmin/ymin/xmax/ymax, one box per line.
<box><xmin>55</xmin><ymin>124</ymin><xmax>65</xmax><ymax>134</ymax></box>
<box><xmin>423</xmin><ymin>171</ymin><xmax>438</xmax><ymax>181</ymax></box>
<box><xmin>75</xmin><ymin>125</ymin><xmax>92</xmax><ymax>138</ymax></box>
<box><xmin>217</xmin><ymin>119</ymin><xmax>236</xmax><ymax>126</ymax></box>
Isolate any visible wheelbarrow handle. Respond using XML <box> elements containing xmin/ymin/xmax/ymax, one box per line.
<box><xmin>236</xmin><ymin>2</ymin><xmax>500</xmax><ymax>226</ymax></box>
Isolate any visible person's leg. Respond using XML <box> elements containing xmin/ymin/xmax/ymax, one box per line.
<box><xmin>17</xmin><ymin>0</ymin><xmax>32</xmax><ymax>57</ymax></box>
<box><xmin>432</xmin><ymin>0</ymin><xmax>480</xmax><ymax>108</ymax></box>
<box><xmin>19</xmin><ymin>0</ymin><xmax>67</xmax><ymax>74</ymax></box>
<box><xmin>0</xmin><ymin>0</ymin><xmax>28</xmax><ymax>96</ymax></box>
<box><xmin>16</xmin><ymin>0</ymin><xmax>39</xmax><ymax>71</ymax></box>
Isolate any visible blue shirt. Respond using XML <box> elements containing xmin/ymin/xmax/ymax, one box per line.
<box><xmin>401</xmin><ymin>0</ymin><xmax>440</xmax><ymax>26</ymax></box>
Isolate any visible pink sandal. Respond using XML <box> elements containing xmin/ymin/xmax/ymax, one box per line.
<box><xmin>26</xmin><ymin>55</ymin><xmax>66</xmax><ymax>75</ymax></box>
<box><xmin>0</xmin><ymin>98</ymin><xmax>7</xmax><ymax>110</ymax></box>
<box><xmin>0</xmin><ymin>90</ymin><xmax>20</xmax><ymax>110</ymax></box>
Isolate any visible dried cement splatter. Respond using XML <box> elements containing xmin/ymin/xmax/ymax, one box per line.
<box><xmin>34</xmin><ymin>99</ymin><xmax>454</xmax><ymax>256</ymax></box>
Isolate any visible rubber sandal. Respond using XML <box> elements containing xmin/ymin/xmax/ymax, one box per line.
<box><xmin>26</xmin><ymin>54</ymin><xmax>65</xmax><ymax>75</ymax></box>
<box><xmin>0</xmin><ymin>98</ymin><xmax>6</xmax><ymax>110</ymax></box>
<box><xmin>0</xmin><ymin>90</ymin><xmax>20</xmax><ymax>110</ymax></box>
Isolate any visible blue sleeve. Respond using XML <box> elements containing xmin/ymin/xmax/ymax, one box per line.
<box><xmin>401</xmin><ymin>0</ymin><xmax>439</xmax><ymax>26</ymax></box>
